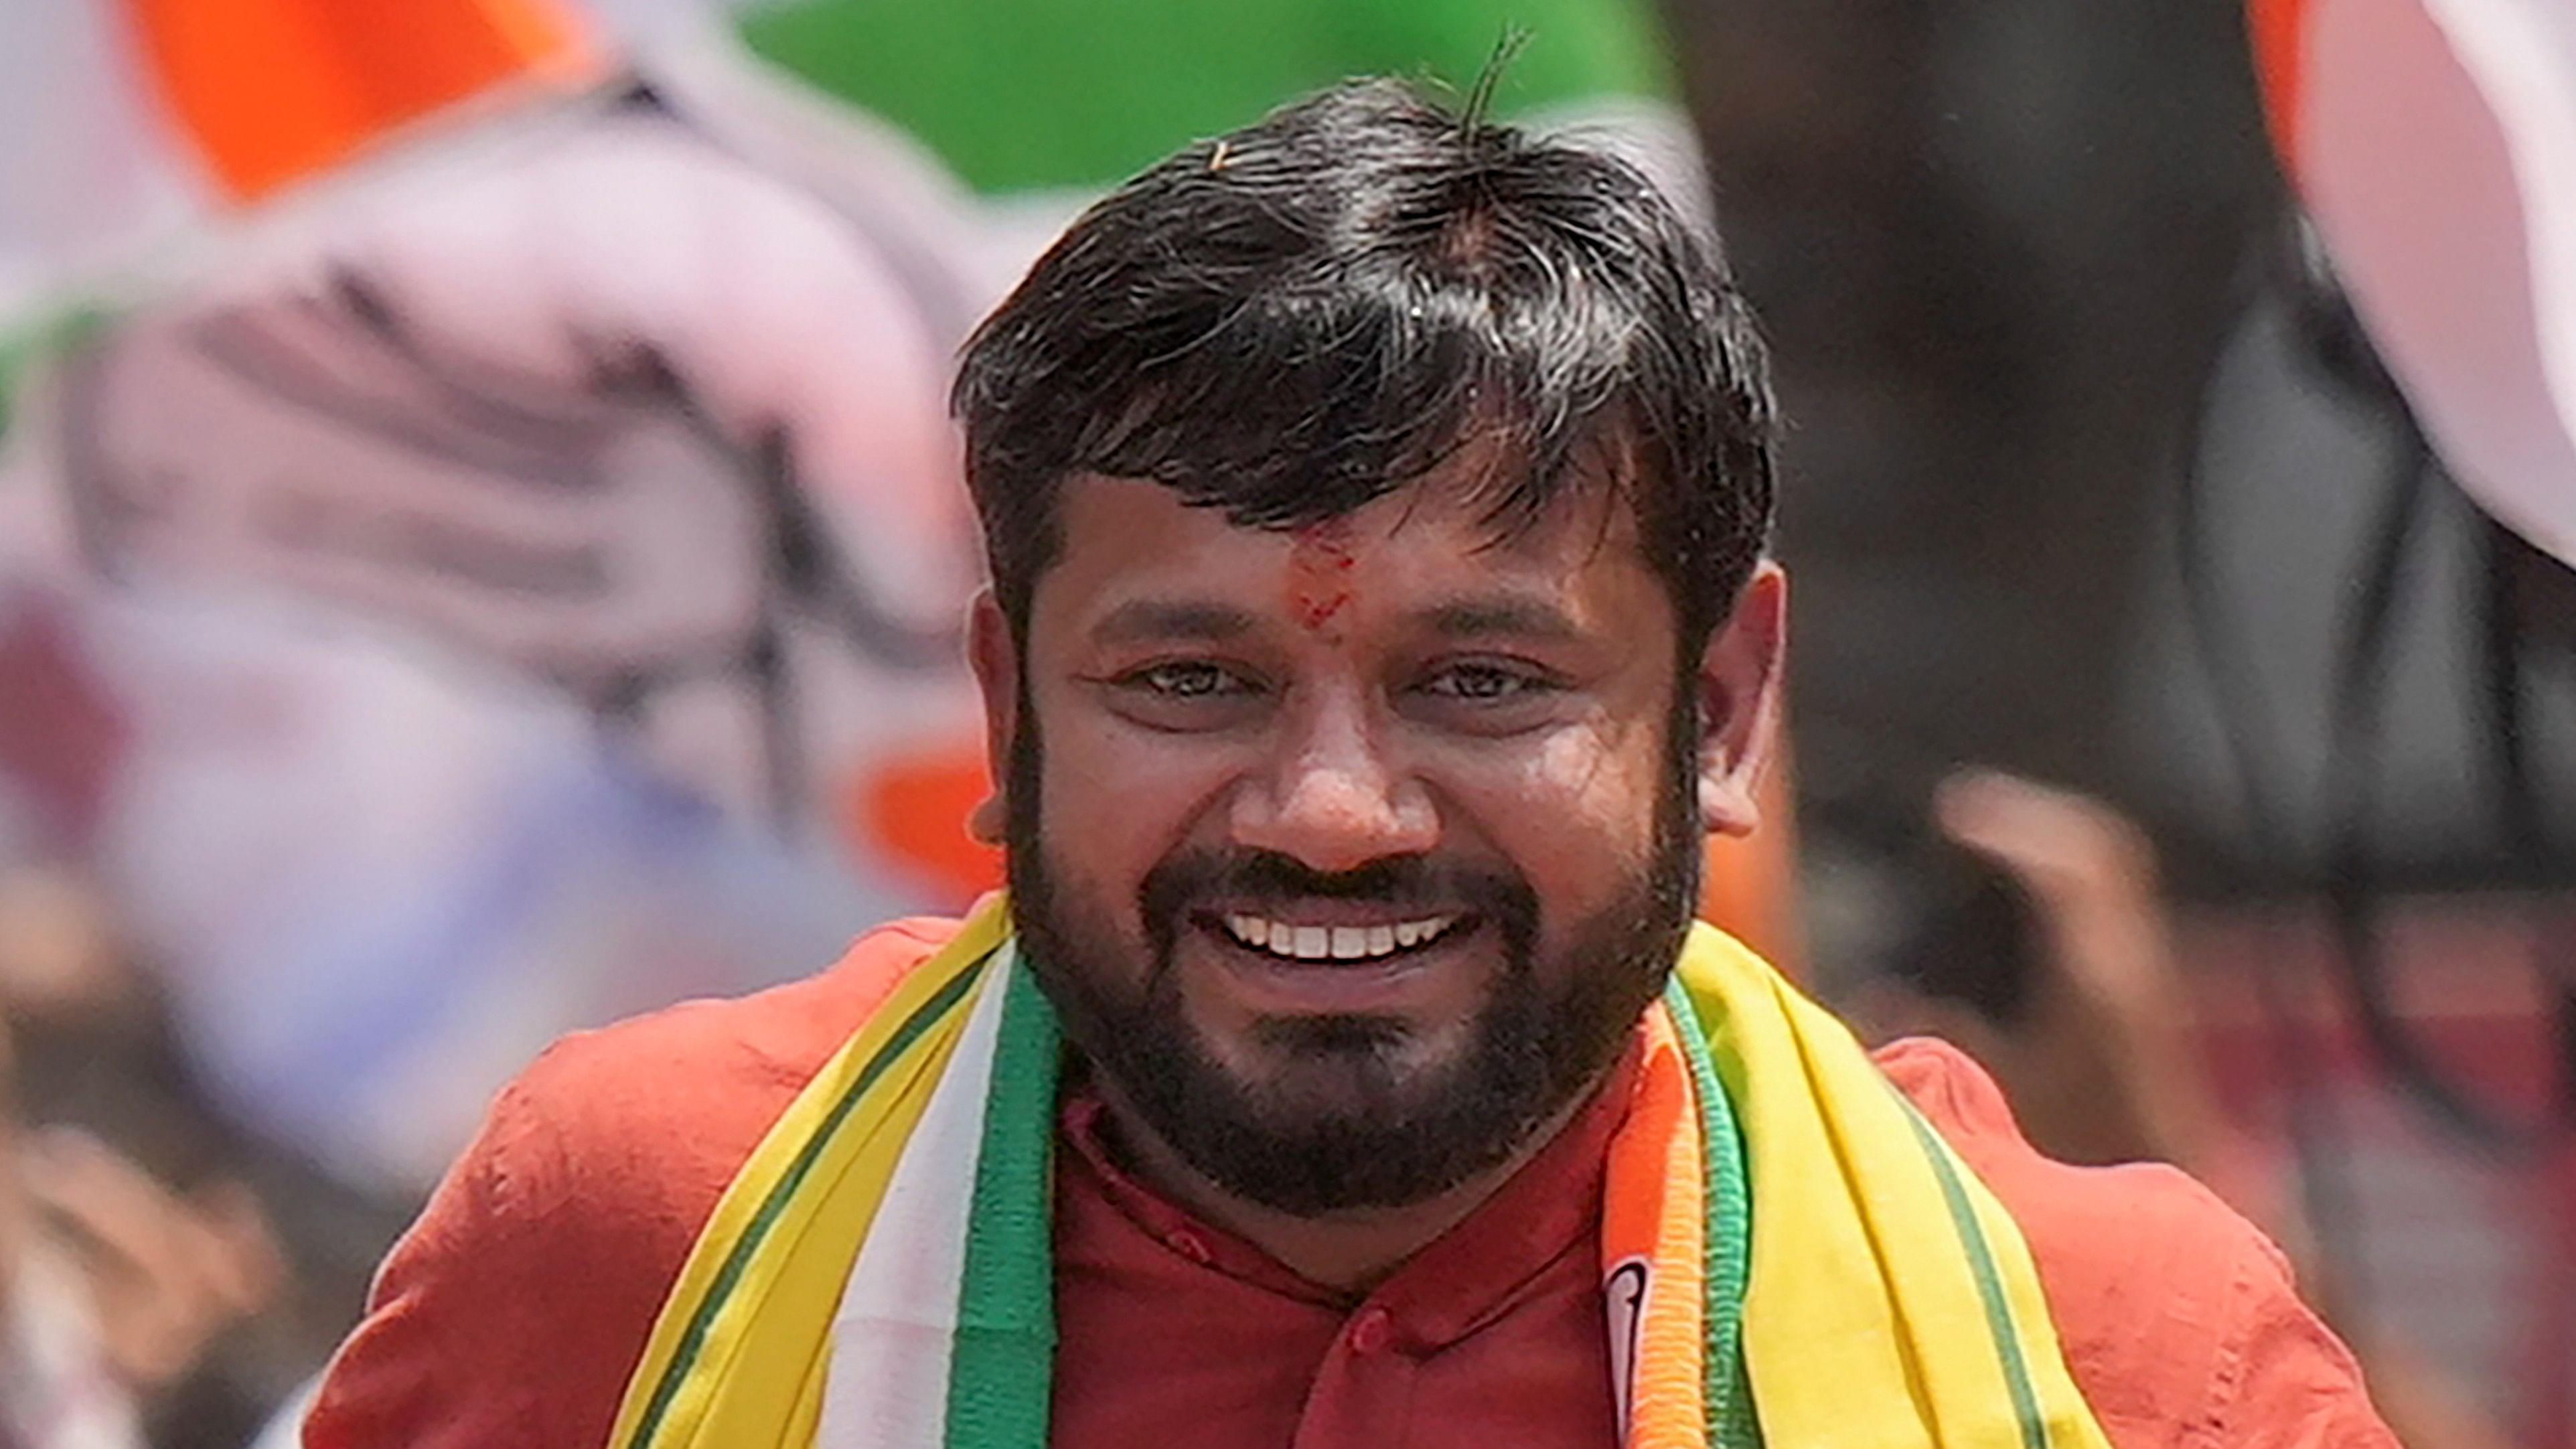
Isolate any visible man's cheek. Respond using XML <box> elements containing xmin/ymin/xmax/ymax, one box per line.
<box><xmin>1059</xmin><ymin>736</ymin><xmax>1229</xmax><ymax>858</ymax></box>
<box><xmin>1037</xmin><ymin>792</ymin><xmax>1152</xmax><ymax>940</ymax></box>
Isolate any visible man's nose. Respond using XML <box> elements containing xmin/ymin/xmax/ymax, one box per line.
<box><xmin>1229</xmin><ymin>689</ymin><xmax>1438</xmax><ymax>874</ymax></box>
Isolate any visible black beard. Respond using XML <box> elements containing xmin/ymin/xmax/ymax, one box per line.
<box><xmin>1004</xmin><ymin>672</ymin><xmax>1703</xmax><ymax>1216</ymax></box>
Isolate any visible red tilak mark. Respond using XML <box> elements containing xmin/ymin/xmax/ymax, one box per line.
<box><xmin>1286</xmin><ymin>522</ymin><xmax>1357</xmax><ymax>632</ymax></box>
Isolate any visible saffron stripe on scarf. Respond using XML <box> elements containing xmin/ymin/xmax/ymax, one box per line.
<box><xmin>621</xmin><ymin>952</ymin><xmax>992</xmax><ymax>1449</ymax></box>
<box><xmin>1610</xmin><ymin>1006</ymin><xmax>1710</xmax><ymax>1449</ymax></box>
<box><xmin>1662</xmin><ymin>979</ymin><xmax>1758</xmax><ymax>1449</ymax></box>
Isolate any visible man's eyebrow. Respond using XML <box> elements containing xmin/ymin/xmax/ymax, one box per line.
<box><xmin>1416</xmin><ymin>597</ymin><xmax>1588</xmax><ymax>641</ymax></box>
<box><xmin>1088</xmin><ymin>599</ymin><xmax>1261</xmax><ymax>646</ymax></box>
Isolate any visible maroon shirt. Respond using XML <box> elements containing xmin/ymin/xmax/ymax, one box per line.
<box><xmin>1051</xmin><ymin>1047</ymin><xmax>1637</xmax><ymax>1448</ymax></box>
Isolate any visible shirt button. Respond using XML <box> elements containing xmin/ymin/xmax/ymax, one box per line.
<box><xmin>1348</xmin><ymin>1306</ymin><xmax>1393</xmax><ymax>1355</ymax></box>
<box><xmin>1166</xmin><ymin>1229</ymin><xmax>1212</xmax><ymax>1264</ymax></box>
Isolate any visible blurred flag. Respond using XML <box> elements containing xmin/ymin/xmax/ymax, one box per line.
<box><xmin>0</xmin><ymin>0</ymin><xmax>1811</xmax><ymax>1182</ymax></box>
<box><xmin>0</xmin><ymin>0</ymin><xmax>600</xmax><ymax>320</ymax></box>
<box><xmin>126</xmin><ymin>0</ymin><xmax>598</xmax><ymax>199</ymax></box>
<box><xmin>2254</xmin><ymin>0</ymin><xmax>2576</xmax><ymax>566</ymax></box>
<box><xmin>0</xmin><ymin>51</ymin><xmax>1010</xmax><ymax>892</ymax></box>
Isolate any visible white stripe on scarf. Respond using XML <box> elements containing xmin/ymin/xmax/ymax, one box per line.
<box><xmin>818</xmin><ymin>947</ymin><xmax>1016</xmax><ymax>1449</ymax></box>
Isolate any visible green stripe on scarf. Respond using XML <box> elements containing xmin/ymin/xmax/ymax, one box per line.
<box><xmin>943</xmin><ymin>966</ymin><xmax>1062</xmax><ymax>1449</ymax></box>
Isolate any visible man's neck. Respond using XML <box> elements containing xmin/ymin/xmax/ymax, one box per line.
<box><xmin>1084</xmin><ymin>1069</ymin><xmax>1620</xmax><ymax>1296</ymax></box>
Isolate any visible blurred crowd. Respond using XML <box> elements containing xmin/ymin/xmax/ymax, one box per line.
<box><xmin>0</xmin><ymin>862</ymin><xmax>311</xmax><ymax>1449</ymax></box>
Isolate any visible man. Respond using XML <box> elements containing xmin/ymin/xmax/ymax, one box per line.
<box><xmin>305</xmin><ymin>79</ymin><xmax>2393</xmax><ymax>1448</ymax></box>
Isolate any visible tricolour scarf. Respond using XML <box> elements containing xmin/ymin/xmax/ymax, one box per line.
<box><xmin>603</xmin><ymin>898</ymin><xmax>2114</xmax><ymax>1449</ymax></box>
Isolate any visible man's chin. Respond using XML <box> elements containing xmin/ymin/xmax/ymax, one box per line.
<box><xmin>1130</xmin><ymin>1015</ymin><xmax>1552</xmax><ymax>1213</ymax></box>
<box><xmin>1203</xmin><ymin>1026</ymin><xmax>1474</xmax><ymax>1128</ymax></box>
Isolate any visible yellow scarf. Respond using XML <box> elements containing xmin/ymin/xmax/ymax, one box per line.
<box><xmin>605</xmin><ymin>899</ymin><xmax>2113</xmax><ymax>1449</ymax></box>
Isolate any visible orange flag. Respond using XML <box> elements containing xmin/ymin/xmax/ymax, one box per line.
<box><xmin>2246</xmin><ymin>0</ymin><xmax>2307</xmax><ymax>169</ymax></box>
<box><xmin>121</xmin><ymin>0</ymin><xmax>599</xmax><ymax>200</ymax></box>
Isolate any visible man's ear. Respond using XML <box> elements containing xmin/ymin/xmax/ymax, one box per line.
<box><xmin>966</xmin><ymin>591</ymin><xmax>1018</xmax><ymax>846</ymax></box>
<box><xmin>1695</xmin><ymin>562</ymin><xmax>1787</xmax><ymax>838</ymax></box>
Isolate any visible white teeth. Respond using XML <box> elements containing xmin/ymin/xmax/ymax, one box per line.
<box><xmin>1220</xmin><ymin>913</ymin><xmax>1460</xmax><ymax>962</ymax></box>
<box><xmin>1400</xmin><ymin>915</ymin><xmax>1456</xmax><ymax>947</ymax></box>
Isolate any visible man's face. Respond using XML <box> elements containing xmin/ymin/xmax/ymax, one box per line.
<box><xmin>983</xmin><ymin>470</ymin><xmax>1754</xmax><ymax>1215</ymax></box>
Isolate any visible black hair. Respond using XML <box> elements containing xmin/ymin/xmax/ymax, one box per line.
<box><xmin>954</xmin><ymin>76</ymin><xmax>1776</xmax><ymax>659</ymax></box>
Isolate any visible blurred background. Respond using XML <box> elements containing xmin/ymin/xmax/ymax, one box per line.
<box><xmin>0</xmin><ymin>0</ymin><xmax>2571</xmax><ymax>1444</ymax></box>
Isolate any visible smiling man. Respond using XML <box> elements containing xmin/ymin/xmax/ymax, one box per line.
<box><xmin>303</xmin><ymin>80</ymin><xmax>2394</xmax><ymax>1449</ymax></box>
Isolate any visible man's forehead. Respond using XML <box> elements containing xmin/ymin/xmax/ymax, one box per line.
<box><xmin>1050</xmin><ymin>469</ymin><xmax>1647</xmax><ymax>570</ymax></box>
<box><xmin>1032</xmin><ymin>471</ymin><xmax>1666</xmax><ymax>652</ymax></box>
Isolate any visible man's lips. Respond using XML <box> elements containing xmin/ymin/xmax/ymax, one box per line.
<box><xmin>1187</xmin><ymin>903</ymin><xmax>1475</xmax><ymax>966</ymax></box>
<box><xmin>1185</xmin><ymin>910</ymin><xmax>1485</xmax><ymax>1014</ymax></box>
<box><xmin>1214</xmin><ymin>909</ymin><xmax>1464</xmax><ymax>964</ymax></box>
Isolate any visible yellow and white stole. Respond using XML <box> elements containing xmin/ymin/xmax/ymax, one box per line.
<box><xmin>604</xmin><ymin>897</ymin><xmax>2115</xmax><ymax>1449</ymax></box>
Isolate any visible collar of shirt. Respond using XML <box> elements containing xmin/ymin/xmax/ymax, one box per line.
<box><xmin>1056</xmin><ymin>1031</ymin><xmax>1645</xmax><ymax>1354</ymax></box>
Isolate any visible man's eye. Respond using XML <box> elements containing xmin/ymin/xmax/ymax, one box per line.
<box><xmin>1422</xmin><ymin>664</ymin><xmax>1545</xmax><ymax>702</ymax></box>
<box><xmin>1129</xmin><ymin>662</ymin><xmax>1246</xmax><ymax>698</ymax></box>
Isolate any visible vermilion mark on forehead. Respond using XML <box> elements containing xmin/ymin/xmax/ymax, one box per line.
<box><xmin>1286</xmin><ymin>520</ymin><xmax>1358</xmax><ymax>633</ymax></box>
